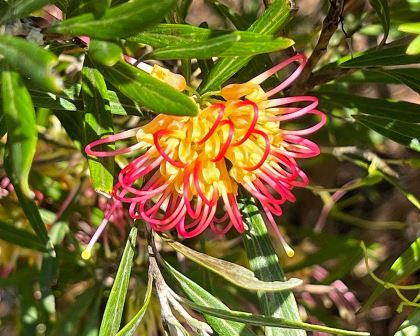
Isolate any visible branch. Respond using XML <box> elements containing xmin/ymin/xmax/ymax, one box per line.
<box><xmin>290</xmin><ymin>0</ymin><xmax>344</xmax><ymax>94</ymax></box>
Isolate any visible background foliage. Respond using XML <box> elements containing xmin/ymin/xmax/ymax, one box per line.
<box><xmin>0</xmin><ymin>0</ymin><xmax>419</xmax><ymax>335</ymax></box>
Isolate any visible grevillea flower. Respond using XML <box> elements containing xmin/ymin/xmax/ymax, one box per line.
<box><xmin>83</xmin><ymin>54</ymin><xmax>325</xmax><ymax>258</ymax></box>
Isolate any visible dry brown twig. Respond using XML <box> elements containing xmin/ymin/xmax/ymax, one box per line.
<box><xmin>290</xmin><ymin>0</ymin><xmax>345</xmax><ymax>94</ymax></box>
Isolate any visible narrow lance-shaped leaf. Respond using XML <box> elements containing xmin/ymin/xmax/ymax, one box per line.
<box><xmin>164</xmin><ymin>259</ymin><xmax>369</xmax><ymax>336</ymax></box>
<box><xmin>4</xmin><ymin>85</ymin><xmax>143</xmax><ymax>116</ymax></box>
<box><xmin>0</xmin><ymin>36</ymin><xmax>63</xmax><ymax>93</ymax></box>
<box><xmin>162</xmin><ymin>259</ymin><xmax>258</xmax><ymax>336</ymax></box>
<box><xmin>368</xmin><ymin>0</ymin><xmax>390</xmax><ymax>44</ymax></box>
<box><xmin>240</xmin><ymin>195</ymin><xmax>305</xmax><ymax>336</ymax></box>
<box><xmin>95</xmin><ymin>60</ymin><xmax>198</xmax><ymax>116</ymax></box>
<box><xmin>0</xmin><ymin>0</ymin><xmax>54</xmax><ymax>24</ymax></box>
<box><xmin>353</xmin><ymin>114</ymin><xmax>420</xmax><ymax>152</ymax></box>
<box><xmin>340</xmin><ymin>69</ymin><xmax>420</xmax><ymax>94</ymax></box>
<box><xmin>49</xmin><ymin>0</ymin><xmax>177</xmax><ymax>39</ymax></box>
<box><xmin>99</xmin><ymin>226</ymin><xmax>138</xmax><ymax>336</ymax></box>
<box><xmin>0</xmin><ymin>220</ymin><xmax>47</xmax><ymax>252</ymax></box>
<box><xmin>338</xmin><ymin>39</ymin><xmax>420</xmax><ymax>67</ymax></box>
<box><xmin>166</xmin><ymin>240</ymin><xmax>302</xmax><ymax>291</ymax></box>
<box><xmin>82</xmin><ymin>64</ymin><xmax>115</xmax><ymax>193</ymax></box>
<box><xmin>143</xmin><ymin>28</ymin><xmax>294</xmax><ymax>59</ymax></box>
<box><xmin>179</xmin><ymin>296</ymin><xmax>370</xmax><ymax>336</ymax></box>
<box><xmin>317</xmin><ymin>91</ymin><xmax>420</xmax><ymax>123</ymax></box>
<box><xmin>153</xmin><ymin>34</ymin><xmax>294</xmax><ymax>59</ymax></box>
<box><xmin>116</xmin><ymin>276</ymin><xmax>153</xmax><ymax>336</ymax></box>
<box><xmin>2</xmin><ymin>68</ymin><xmax>49</xmax><ymax>244</ymax></box>
<box><xmin>198</xmin><ymin>0</ymin><xmax>292</xmax><ymax>93</ymax></box>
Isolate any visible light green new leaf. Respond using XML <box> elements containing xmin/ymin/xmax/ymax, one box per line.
<box><xmin>406</xmin><ymin>35</ymin><xmax>420</xmax><ymax>55</ymax></box>
<box><xmin>82</xmin><ymin>65</ymin><xmax>115</xmax><ymax>193</ymax></box>
<box><xmin>167</xmin><ymin>240</ymin><xmax>302</xmax><ymax>291</ymax></box>
<box><xmin>0</xmin><ymin>36</ymin><xmax>63</xmax><ymax>93</ymax></box>
<box><xmin>96</xmin><ymin>61</ymin><xmax>197</xmax><ymax>116</ymax></box>
<box><xmin>198</xmin><ymin>0</ymin><xmax>292</xmax><ymax>93</ymax></box>
<box><xmin>395</xmin><ymin>308</ymin><xmax>420</xmax><ymax>336</ymax></box>
<box><xmin>241</xmin><ymin>196</ymin><xmax>304</xmax><ymax>336</ymax></box>
<box><xmin>49</xmin><ymin>0</ymin><xmax>176</xmax><ymax>39</ymax></box>
<box><xmin>2</xmin><ymin>69</ymin><xmax>49</xmax><ymax>244</ymax></box>
<box><xmin>116</xmin><ymin>276</ymin><xmax>153</xmax><ymax>336</ymax></box>
<box><xmin>364</xmin><ymin>238</ymin><xmax>420</xmax><ymax>310</ymax></box>
<box><xmin>99</xmin><ymin>226</ymin><xmax>138</xmax><ymax>336</ymax></box>
<box><xmin>398</xmin><ymin>23</ymin><xmax>420</xmax><ymax>54</ymax></box>
<box><xmin>399</xmin><ymin>23</ymin><xmax>420</xmax><ymax>34</ymax></box>
<box><xmin>163</xmin><ymin>259</ymin><xmax>258</xmax><ymax>336</ymax></box>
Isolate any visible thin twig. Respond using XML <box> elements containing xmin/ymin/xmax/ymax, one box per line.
<box><xmin>290</xmin><ymin>0</ymin><xmax>345</xmax><ymax>94</ymax></box>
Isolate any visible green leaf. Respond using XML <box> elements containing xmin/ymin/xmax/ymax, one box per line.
<box><xmin>240</xmin><ymin>196</ymin><xmax>304</xmax><ymax>336</ymax></box>
<box><xmin>116</xmin><ymin>276</ymin><xmax>153</xmax><ymax>336</ymax></box>
<box><xmin>368</xmin><ymin>0</ymin><xmax>390</xmax><ymax>44</ymax></box>
<box><xmin>178</xmin><ymin>296</ymin><xmax>370</xmax><ymax>336</ymax></box>
<box><xmin>398</xmin><ymin>23</ymin><xmax>420</xmax><ymax>34</ymax></box>
<box><xmin>89</xmin><ymin>40</ymin><xmax>123</xmax><ymax>66</ymax></box>
<box><xmin>0</xmin><ymin>220</ymin><xmax>46</xmax><ymax>252</ymax></box>
<box><xmin>39</xmin><ymin>254</ymin><xmax>57</xmax><ymax>316</ymax></box>
<box><xmin>82</xmin><ymin>64</ymin><xmax>115</xmax><ymax>193</ymax></box>
<box><xmin>364</xmin><ymin>238</ymin><xmax>420</xmax><ymax>310</ymax></box>
<box><xmin>149</xmin><ymin>33</ymin><xmax>238</xmax><ymax>59</ymax></box>
<box><xmin>0</xmin><ymin>36</ymin><xmax>63</xmax><ymax>93</ymax></box>
<box><xmin>395</xmin><ymin>308</ymin><xmax>420</xmax><ymax>336</ymax></box>
<box><xmin>163</xmin><ymin>259</ymin><xmax>258</xmax><ymax>336</ymax></box>
<box><xmin>2</xmin><ymin>68</ymin><xmax>49</xmax><ymax>244</ymax></box>
<box><xmin>49</xmin><ymin>0</ymin><xmax>177</xmax><ymax>39</ymax></box>
<box><xmin>406</xmin><ymin>35</ymin><xmax>420</xmax><ymax>55</ymax></box>
<box><xmin>10</xmin><ymin>86</ymin><xmax>143</xmax><ymax>116</ymax></box>
<box><xmin>149</xmin><ymin>32</ymin><xmax>293</xmax><ymax>59</ymax></box>
<box><xmin>99</xmin><ymin>226</ymin><xmax>138</xmax><ymax>336</ymax></box>
<box><xmin>317</xmin><ymin>91</ymin><xmax>420</xmax><ymax>123</ymax></box>
<box><xmin>338</xmin><ymin>40</ymin><xmax>420</xmax><ymax>67</ymax></box>
<box><xmin>0</xmin><ymin>0</ymin><xmax>54</xmax><ymax>24</ymax></box>
<box><xmin>1</xmin><ymin>68</ymin><xmax>36</xmax><ymax>190</ymax></box>
<box><xmin>93</xmin><ymin>0</ymin><xmax>111</xmax><ymax>17</ymax></box>
<box><xmin>129</xmin><ymin>23</ymin><xmax>214</xmax><ymax>47</ymax></box>
<box><xmin>353</xmin><ymin>114</ymin><xmax>420</xmax><ymax>152</ymax></box>
<box><xmin>167</xmin><ymin>240</ymin><xmax>302</xmax><ymax>292</ymax></box>
<box><xmin>341</xmin><ymin>69</ymin><xmax>420</xmax><ymax>93</ymax></box>
<box><xmin>198</xmin><ymin>0</ymin><xmax>292</xmax><ymax>93</ymax></box>
<box><xmin>95</xmin><ymin>61</ymin><xmax>197</xmax><ymax>116</ymax></box>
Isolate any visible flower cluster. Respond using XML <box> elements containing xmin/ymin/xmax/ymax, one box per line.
<box><xmin>83</xmin><ymin>54</ymin><xmax>325</xmax><ymax>257</ymax></box>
